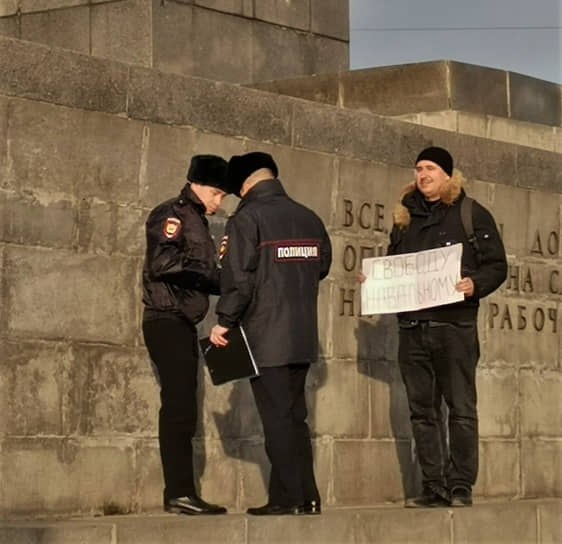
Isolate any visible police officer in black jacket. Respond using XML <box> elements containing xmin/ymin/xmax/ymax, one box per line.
<box><xmin>142</xmin><ymin>154</ymin><xmax>231</xmax><ymax>515</ymax></box>
<box><xmin>210</xmin><ymin>152</ymin><xmax>332</xmax><ymax>516</ymax></box>
<box><xmin>387</xmin><ymin>146</ymin><xmax>507</xmax><ymax>508</ymax></box>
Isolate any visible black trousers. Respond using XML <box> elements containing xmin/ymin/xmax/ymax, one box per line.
<box><xmin>250</xmin><ymin>364</ymin><xmax>320</xmax><ymax>507</ymax></box>
<box><xmin>398</xmin><ymin>320</ymin><xmax>480</xmax><ymax>490</ymax></box>
<box><xmin>142</xmin><ymin>316</ymin><xmax>199</xmax><ymax>500</ymax></box>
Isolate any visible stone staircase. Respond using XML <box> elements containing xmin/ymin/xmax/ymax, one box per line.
<box><xmin>0</xmin><ymin>499</ymin><xmax>559</xmax><ymax>544</ymax></box>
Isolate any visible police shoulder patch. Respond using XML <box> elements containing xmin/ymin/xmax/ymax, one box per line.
<box><xmin>219</xmin><ymin>235</ymin><xmax>228</xmax><ymax>260</ymax></box>
<box><xmin>163</xmin><ymin>217</ymin><xmax>181</xmax><ymax>239</ymax></box>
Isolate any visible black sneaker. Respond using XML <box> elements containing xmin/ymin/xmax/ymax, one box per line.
<box><xmin>450</xmin><ymin>486</ymin><xmax>472</xmax><ymax>507</ymax></box>
<box><xmin>405</xmin><ymin>486</ymin><xmax>450</xmax><ymax>508</ymax></box>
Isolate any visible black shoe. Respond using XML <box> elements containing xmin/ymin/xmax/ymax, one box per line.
<box><xmin>405</xmin><ymin>486</ymin><xmax>450</xmax><ymax>508</ymax></box>
<box><xmin>164</xmin><ymin>495</ymin><xmax>227</xmax><ymax>515</ymax></box>
<box><xmin>450</xmin><ymin>486</ymin><xmax>473</xmax><ymax>507</ymax></box>
<box><xmin>246</xmin><ymin>503</ymin><xmax>304</xmax><ymax>516</ymax></box>
<box><xmin>303</xmin><ymin>500</ymin><xmax>321</xmax><ymax>515</ymax></box>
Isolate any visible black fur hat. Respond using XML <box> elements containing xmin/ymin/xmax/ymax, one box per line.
<box><xmin>415</xmin><ymin>146</ymin><xmax>453</xmax><ymax>176</ymax></box>
<box><xmin>227</xmin><ymin>152</ymin><xmax>278</xmax><ymax>197</ymax></box>
<box><xmin>187</xmin><ymin>154</ymin><xmax>229</xmax><ymax>192</ymax></box>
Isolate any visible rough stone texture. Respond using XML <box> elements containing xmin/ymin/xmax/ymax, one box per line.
<box><xmin>251</xmin><ymin>73</ymin><xmax>340</xmax><ymax>107</ymax></box>
<box><xmin>248</xmin><ymin>511</ymin><xmax>358</xmax><ymax>544</ymax></box>
<box><xmin>70</xmin><ymin>344</ymin><xmax>158</xmax><ymax>436</ymax></box>
<box><xmin>91</xmin><ymin>0</ymin><xmax>151</xmax><ymax>67</ymax></box>
<box><xmin>333</xmin><ymin>441</ymin><xmax>420</xmax><ymax>504</ymax></box>
<box><xmin>4</xmin><ymin>247</ymin><xmax>139</xmax><ymax>345</ymax></box>
<box><xmin>194</xmin><ymin>439</ymin><xmax>240</xmax><ymax>509</ymax></box>
<box><xmin>522</xmin><ymin>440</ymin><xmax>562</xmax><ymax>497</ymax></box>
<box><xmin>0</xmin><ymin>437</ymin><xmax>136</xmax><ymax>517</ymax></box>
<box><xmin>453</xmin><ymin>501</ymin><xmax>538</xmax><ymax>544</ymax></box>
<box><xmin>308</xmin><ymin>361</ymin><xmax>370</xmax><ymax>438</ymax></box>
<box><xmin>0</xmin><ymin>35</ymin><xmax>561</xmax><ymax>522</ymax></box>
<box><xmin>0</xmin><ymin>37</ymin><xmax>128</xmax><ymax>113</ymax></box>
<box><xmin>450</xmin><ymin>62</ymin><xmax>508</xmax><ymax>117</ymax></box>
<box><xmin>0</xmin><ymin>15</ymin><xmax>18</xmax><ymax>38</ymax></box>
<box><xmin>0</xmin><ymin>523</ymin><xmax>114</xmax><ymax>544</ymax></box>
<box><xmin>194</xmin><ymin>0</ymin><xmax>252</xmax><ymax>16</ymax></box>
<box><xmin>128</xmin><ymin>67</ymin><xmax>293</xmax><ymax>145</ymax></box>
<box><xmin>419</xmin><ymin>111</ymin><xmax>458</xmax><ymax>131</ymax></box>
<box><xmin>118</xmin><ymin>515</ymin><xmax>246</xmax><ymax>544</ymax></box>
<box><xmin>510</xmin><ymin>72</ymin><xmax>562</xmax><ymax>127</ymax></box>
<box><xmin>356</xmin><ymin>508</ymin><xmax>450</xmax><ymax>544</ymax></box>
<box><xmin>481</xmin><ymin>296</ymin><xmax>560</xmax><ymax>368</ymax></box>
<box><xmin>132</xmin><ymin>440</ymin><xmax>162</xmax><ymax>512</ymax></box>
<box><xmin>540</xmin><ymin>501</ymin><xmax>562</xmax><ymax>544</ymax></box>
<box><xmin>477</xmin><ymin>368</ymin><xmax>518</xmax><ymax>438</ymax></box>
<box><xmin>0</xmin><ymin>190</ymin><xmax>76</xmax><ymax>249</ymax></box>
<box><xmin>252</xmin><ymin>20</ymin><xmax>311</xmax><ymax>83</ymax></box>
<box><xmin>520</xmin><ymin>370</ymin><xmax>562</xmax><ymax>437</ymax></box>
<box><xmin>475</xmin><ymin>440</ymin><xmax>519</xmax><ymax>498</ymax></box>
<box><xmin>340</xmin><ymin>63</ymin><xmax>449</xmax><ymax>116</ymax></box>
<box><xmin>21</xmin><ymin>5</ymin><xmax>90</xmax><ymax>54</ymax></box>
<box><xmin>152</xmin><ymin>3</ymin><xmax>253</xmax><ymax>84</ymax></box>
<box><xmin>369</xmin><ymin>358</ymin><xmax>412</xmax><ymax>440</ymax></box>
<box><xmin>516</xmin><ymin>146</ymin><xmax>562</xmax><ymax>193</ymax></box>
<box><xmin>0</xmin><ymin>340</ymin><xmax>72</xmax><ymax>436</ymax></box>
<box><xmin>489</xmin><ymin>116</ymin><xmax>557</xmax><ymax>151</ymax></box>
<box><xmin>254</xmin><ymin>0</ymin><xmax>310</xmax><ymax>31</ymax></box>
<box><xmin>19</xmin><ymin>0</ymin><xmax>88</xmax><ymax>13</ymax></box>
<box><xmin>0</xmin><ymin>0</ymin><xmax>17</xmax><ymax>17</ymax></box>
<box><xmin>311</xmin><ymin>0</ymin><xmax>349</xmax><ymax>41</ymax></box>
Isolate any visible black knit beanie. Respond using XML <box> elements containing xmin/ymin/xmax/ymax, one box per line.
<box><xmin>415</xmin><ymin>146</ymin><xmax>453</xmax><ymax>176</ymax></box>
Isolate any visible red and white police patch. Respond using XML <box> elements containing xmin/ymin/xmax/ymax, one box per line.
<box><xmin>163</xmin><ymin>217</ymin><xmax>181</xmax><ymax>239</ymax></box>
<box><xmin>219</xmin><ymin>235</ymin><xmax>229</xmax><ymax>260</ymax></box>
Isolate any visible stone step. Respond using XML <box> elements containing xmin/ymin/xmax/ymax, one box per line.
<box><xmin>0</xmin><ymin>499</ymin><xmax>560</xmax><ymax>544</ymax></box>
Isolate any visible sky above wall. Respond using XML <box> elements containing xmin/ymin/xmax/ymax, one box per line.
<box><xmin>350</xmin><ymin>0</ymin><xmax>562</xmax><ymax>83</ymax></box>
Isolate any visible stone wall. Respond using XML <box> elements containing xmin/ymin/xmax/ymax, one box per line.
<box><xmin>0</xmin><ymin>0</ymin><xmax>349</xmax><ymax>83</ymax></box>
<box><xmin>0</xmin><ymin>35</ymin><xmax>560</xmax><ymax>518</ymax></box>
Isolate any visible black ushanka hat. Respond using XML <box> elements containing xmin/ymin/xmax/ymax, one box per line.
<box><xmin>227</xmin><ymin>152</ymin><xmax>278</xmax><ymax>197</ymax></box>
<box><xmin>187</xmin><ymin>154</ymin><xmax>229</xmax><ymax>192</ymax></box>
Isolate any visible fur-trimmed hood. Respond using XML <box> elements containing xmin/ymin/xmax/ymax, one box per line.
<box><xmin>393</xmin><ymin>170</ymin><xmax>465</xmax><ymax>227</ymax></box>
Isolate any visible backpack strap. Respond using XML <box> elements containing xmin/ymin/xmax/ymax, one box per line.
<box><xmin>460</xmin><ymin>197</ymin><xmax>481</xmax><ymax>265</ymax></box>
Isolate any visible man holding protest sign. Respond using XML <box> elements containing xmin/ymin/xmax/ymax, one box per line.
<box><xmin>387</xmin><ymin>146</ymin><xmax>507</xmax><ymax>508</ymax></box>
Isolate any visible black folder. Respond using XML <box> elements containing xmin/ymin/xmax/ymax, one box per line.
<box><xmin>199</xmin><ymin>326</ymin><xmax>259</xmax><ymax>386</ymax></box>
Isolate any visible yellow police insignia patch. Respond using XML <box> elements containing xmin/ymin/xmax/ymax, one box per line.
<box><xmin>163</xmin><ymin>217</ymin><xmax>181</xmax><ymax>239</ymax></box>
<box><xmin>219</xmin><ymin>235</ymin><xmax>228</xmax><ymax>260</ymax></box>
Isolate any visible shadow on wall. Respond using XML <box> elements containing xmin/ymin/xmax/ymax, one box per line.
<box><xmin>356</xmin><ymin>315</ymin><xmax>422</xmax><ymax>500</ymax></box>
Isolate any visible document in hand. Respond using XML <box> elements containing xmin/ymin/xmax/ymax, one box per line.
<box><xmin>199</xmin><ymin>326</ymin><xmax>259</xmax><ymax>386</ymax></box>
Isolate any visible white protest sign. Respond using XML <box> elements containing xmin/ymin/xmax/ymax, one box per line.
<box><xmin>360</xmin><ymin>243</ymin><xmax>464</xmax><ymax>315</ymax></box>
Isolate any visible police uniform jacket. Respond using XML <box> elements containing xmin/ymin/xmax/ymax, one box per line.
<box><xmin>216</xmin><ymin>179</ymin><xmax>332</xmax><ymax>367</ymax></box>
<box><xmin>142</xmin><ymin>185</ymin><xmax>220</xmax><ymax>324</ymax></box>
<box><xmin>387</xmin><ymin>188</ymin><xmax>507</xmax><ymax>323</ymax></box>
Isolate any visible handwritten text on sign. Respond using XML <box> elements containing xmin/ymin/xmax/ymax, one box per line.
<box><xmin>361</xmin><ymin>244</ymin><xmax>464</xmax><ymax>315</ymax></box>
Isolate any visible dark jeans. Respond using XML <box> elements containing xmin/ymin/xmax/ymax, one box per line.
<box><xmin>398</xmin><ymin>320</ymin><xmax>480</xmax><ymax>490</ymax></box>
<box><xmin>250</xmin><ymin>364</ymin><xmax>320</xmax><ymax>507</ymax></box>
<box><xmin>142</xmin><ymin>316</ymin><xmax>199</xmax><ymax>500</ymax></box>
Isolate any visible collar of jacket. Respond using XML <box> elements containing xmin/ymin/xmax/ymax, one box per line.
<box><xmin>404</xmin><ymin>188</ymin><xmax>466</xmax><ymax>218</ymax></box>
<box><xmin>238</xmin><ymin>178</ymin><xmax>285</xmax><ymax>209</ymax></box>
<box><xmin>178</xmin><ymin>183</ymin><xmax>206</xmax><ymax>215</ymax></box>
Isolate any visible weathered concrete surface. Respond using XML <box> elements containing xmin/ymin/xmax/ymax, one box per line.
<box><xmin>0</xmin><ymin>0</ymin><xmax>349</xmax><ymax>84</ymax></box>
<box><xmin>1</xmin><ymin>500</ymin><xmax>559</xmax><ymax>544</ymax></box>
<box><xmin>0</xmin><ymin>35</ymin><xmax>560</xmax><ymax>520</ymax></box>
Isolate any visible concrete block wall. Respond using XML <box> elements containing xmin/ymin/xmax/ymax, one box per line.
<box><xmin>0</xmin><ymin>0</ymin><xmax>349</xmax><ymax>83</ymax></box>
<box><xmin>0</xmin><ymin>36</ymin><xmax>560</xmax><ymax>519</ymax></box>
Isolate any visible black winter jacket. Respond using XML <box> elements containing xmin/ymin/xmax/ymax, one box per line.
<box><xmin>142</xmin><ymin>185</ymin><xmax>220</xmax><ymax>324</ymax></box>
<box><xmin>216</xmin><ymin>179</ymin><xmax>332</xmax><ymax>367</ymax></box>
<box><xmin>387</xmin><ymin>189</ymin><xmax>507</xmax><ymax>322</ymax></box>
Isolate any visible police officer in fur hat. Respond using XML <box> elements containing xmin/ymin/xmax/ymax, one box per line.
<box><xmin>142</xmin><ymin>154</ymin><xmax>231</xmax><ymax>515</ymax></box>
<box><xmin>387</xmin><ymin>146</ymin><xmax>507</xmax><ymax>508</ymax></box>
<box><xmin>210</xmin><ymin>152</ymin><xmax>332</xmax><ymax>515</ymax></box>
